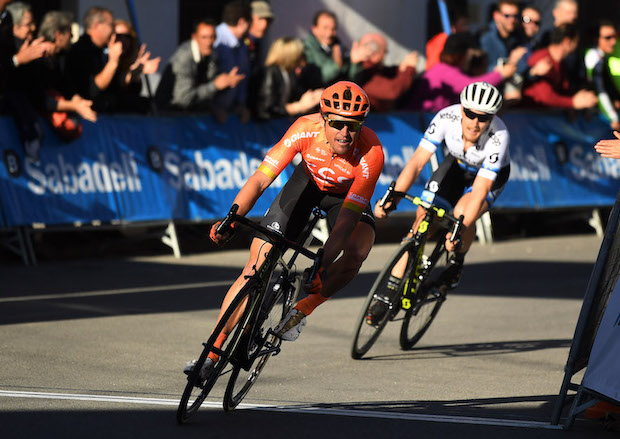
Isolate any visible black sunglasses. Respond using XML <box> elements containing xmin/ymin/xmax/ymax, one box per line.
<box><xmin>324</xmin><ymin>117</ymin><xmax>364</xmax><ymax>132</ymax></box>
<box><xmin>502</xmin><ymin>13</ymin><xmax>519</xmax><ymax>20</ymax></box>
<box><xmin>463</xmin><ymin>107</ymin><xmax>493</xmax><ymax>122</ymax></box>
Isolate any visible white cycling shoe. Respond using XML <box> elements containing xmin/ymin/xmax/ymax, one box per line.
<box><xmin>274</xmin><ymin>308</ymin><xmax>307</xmax><ymax>341</ymax></box>
<box><xmin>183</xmin><ymin>357</ymin><xmax>215</xmax><ymax>381</ymax></box>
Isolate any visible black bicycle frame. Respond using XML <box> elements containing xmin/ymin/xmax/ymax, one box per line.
<box><xmin>217</xmin><ymin>205</ymin><xmax>324</xmax><ymax>365</ymax></box>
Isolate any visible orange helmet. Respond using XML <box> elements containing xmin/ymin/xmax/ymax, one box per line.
<box><xmin>320</xmin><ymin>81</ymin><xmax>370</xmax><ymax>118</ymax></box>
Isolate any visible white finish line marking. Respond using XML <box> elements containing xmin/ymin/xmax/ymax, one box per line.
<box><xmin>0</xmin><ymin>390</ymin><xmax>561</xmax><ymax>430</ymax></box>
<box><xmin>0</xmin><ymin>280</ymin><xmax>233</xmax><ymax>304</ymax></box>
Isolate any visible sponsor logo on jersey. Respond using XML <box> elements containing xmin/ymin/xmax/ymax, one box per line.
<box><xmin>263</xmin><ymin>155</ymin><xmax>279</xmax><ymax>167</ymax></box>
<box><xmin>305</xmin><ymin>153</ymin><xmax>325</xmax><ymax>162</ymax></box>
<box><xmin>440</xmin><ymin>112</ymin><xmax>460</xmax><ymax>122</ymax></box>
<box><xmin>317</xmin><ymin>167</ymin><xmax>352</xmax><ymax>185</ymax></box>
<box><xmin>332</xmin><ymin>162</ymin><xmax>351</xmax><ymax>174</ymax></box>
<box><xmin>267</xmin><ymin>221</ymin><xmax>282</xmax><ymax>233</ymax></box>
<box><xmin>283</xmin><ymin>131</ymin><xmax>320</xmax><ymax>147</ymax></box>
<box><xmin>347</xmin><ymin>192</ymin><xmax>369</xmax><ymax>205</ymax></box>
<box><xmin>359</xmin><ymin>157</ymin><xmax>370</xmax><ymax>179</ymax></box>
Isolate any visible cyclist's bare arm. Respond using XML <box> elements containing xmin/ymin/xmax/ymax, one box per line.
<box><xmin>232</xmin><ymin>171</ymin><xmax>273</xmax><ymax>216</ymax></box>
<box><xmin>395</xmin><ymin>146</ymin><xmax>434</xmax><ymax>193</ymax></box>
<box><xmin>375</xmin><ymin>146</ymin><xmax>433</xmax><ymax>218</ymax></box>
<box><xmin>211</xmin><ymin>171</ymin><xmax>273</xmax><ymax>244</ymax></box>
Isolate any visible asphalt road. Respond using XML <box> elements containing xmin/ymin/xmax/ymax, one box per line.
<box><xmin>0</xmin><ymin>233</ymin><xmax>617</xmax><ymax>438</ymax></box>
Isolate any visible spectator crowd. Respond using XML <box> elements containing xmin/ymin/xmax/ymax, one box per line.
<box><xmin>1</xmin><ymin>0</ymin><xmax>620</xmax><ymax>160</ymax></box>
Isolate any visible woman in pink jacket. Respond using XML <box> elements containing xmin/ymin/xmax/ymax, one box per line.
<box><xmin>407</xmin><ymin>32</ymin><xmax>516</xmax><ymax>112</ymax></box>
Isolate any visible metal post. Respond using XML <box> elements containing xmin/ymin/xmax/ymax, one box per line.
<box><xmin>437</xmin><ymin>0</ymin><xmax>452</xmax><ymax>35</ymax></box>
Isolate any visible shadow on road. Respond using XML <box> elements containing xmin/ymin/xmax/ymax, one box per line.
<box><xmin>0</xmin><ymin>395</ymin><xmax>613</xmax><ymax>439</ymax></box>
<box><xmin>357</xmin><ymin>338</ymin><xmax>572</xmax><ymax>361</ymax></box>
<box><xmin>0</xmin><ymin>258</ymin><xmax>592</xmax><ymax>326</ymax></box>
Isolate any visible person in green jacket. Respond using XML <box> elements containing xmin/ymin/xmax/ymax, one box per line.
<box><xmin>585</xmin><ymin>20</ymin><xmax>620</xmax><ymax>131</ymax></box>
<box><xmin>300</xmin><ymin>9</ymin><xmax>371</xmax><ymax>89</ymax></box>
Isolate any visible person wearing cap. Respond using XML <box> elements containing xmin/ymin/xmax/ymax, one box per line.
<box><xmin>246</xmin><ymin>0</ymin><xmax>273</xmax><ymax>73</ymax></box>
<box><xmin>406</xmin><ymin>32</ymin><xmax>516</xmax><ymax>112</ymax></box>
<box><xmin>183</xmin><ymin>81</ymin><xmax>385</xmax><ymax>380</ymax></box>
<box><xmin>245</xmin><ymin>0</ymin><xmax>274</xmax><ymax>115</ymax></box>
<box><xmin>372</xmin><ymin>82</ymin><xmax>510</xmax><ymax>314</ymax></box>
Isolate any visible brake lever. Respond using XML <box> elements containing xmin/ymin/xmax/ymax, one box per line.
<box><xmin>449</xmin><ymin>215</ymin><xmax>465</xmax><ymax>249</ymax></box>
<box><xmin>216</xmin><ymin>204</ymin><xmax>239</xmax><ymax>235</ymax></box>
<box><xmin>308</xmin><ymin>248</ymin><xmax>324</xmax><ymax>282</ymax></box>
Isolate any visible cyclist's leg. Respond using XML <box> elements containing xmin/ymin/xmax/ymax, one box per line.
<box><xmin>391</xmin><ymin>154</ymin><xmax>463</xmax><ymax>279</ymax></box>
<box><xmin>450</xmin><ymin>164</ymin><xmax>510</xmax><ymax>254</ymax></box>
<box><xmin>198</xmin><ymin>237</ymin><xmax>272</xmax><ymax>363</ymax></box>
<box><xmin>451</xmin><ymin>193</ymin><xmax>489</xmax><ymax>253</ymax></box>
<box><xmin>440</xmin><ymin>165</ymin><xmax>510</xmax><ymax>288</ymax></box>
<box><xmin>277</xmin><ymin>204</ymin><xmax>376</xmax><ymax>339</ymax></box>
<box><xmin>215</xmin><ymin>237</ymin><xmax>272</xmax><ymax>334</ymax></box>
<box><xmin>321</xmin><ymin>220</ymin><xmax>375</xmax><ymax>297</ymax></box>
<box><xmin>390</xmin><ymin>205</ymin><xmax>426</xmax><ymax>279</ymax></box>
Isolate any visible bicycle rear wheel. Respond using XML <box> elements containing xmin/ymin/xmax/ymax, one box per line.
<box><xmin>350</xmin><ymin>240</ymin><xmax>420</xmax><ymax>359</ymax></box>
<box><xmin>399</xmin><ymin>242</ymin><xmax>449</xmax><ymax>350</ymax></box>
<box><xmin>176</xmin><ymin>285</ymin><xmax>252</xmax><ymax>424</ymax></box>
<box><xmin>223</xmin><ymin>273</ymin><xmax>301</xmax><ymax>410</ymax></box>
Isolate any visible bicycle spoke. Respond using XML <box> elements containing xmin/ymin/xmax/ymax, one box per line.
<box><xmin>400</xmin><ymin>245</ymin><xmax>449</xmax><ymax>350</ymax></box>
<box><xmin>351</xmin><ymin>241</ymin><xmax>418</xmax><ymax>359</ymax></box>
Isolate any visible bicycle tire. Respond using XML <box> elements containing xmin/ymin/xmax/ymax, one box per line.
<box><xmin>223</xmin><ymin>274</ymin><xmax>301</xmax><ymax>410</ymax></box>
<box><xmin>399</xmin><ymin>242</ymin><xmax>449</xmax><ymax>350</ymax></box>
<box><xmin>176</xmin><ymin>284</ymin><xmax>253</xmax><ymax>424</ymax></box>
<box><xmin>350</xmin><ymin>240</ymin><xmax>420</xmax><ymax>359</ymax></box>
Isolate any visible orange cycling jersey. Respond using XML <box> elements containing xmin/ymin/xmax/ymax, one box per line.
<box><xmin>258</xmin><ymin>113</ymin><xmax>384</xmax><ymax>213</ymax></box>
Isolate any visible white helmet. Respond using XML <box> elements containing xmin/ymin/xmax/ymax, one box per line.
<box><xmin>460</xmin><ymin>82</ymin><xmax>503</xmax><ymax>115</ymax></box>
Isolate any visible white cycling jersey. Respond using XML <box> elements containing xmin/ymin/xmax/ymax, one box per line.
<box><xmin>419</xmin><ymin>104</ymin><xmax>510</xmax><ymax>182</ymax></box>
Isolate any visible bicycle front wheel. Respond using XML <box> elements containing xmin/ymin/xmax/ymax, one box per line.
<box><xmin>350</xmin><ymin>240</ymin><xmax>420</xmax><ymax>359</ymax></box>
<box><xmin>223</xmin><ymin>274</ymin><xmax>301</xmax><ymax>410</ymax></box>
<box><xmin>176</xmin><ymin>284</ymin><xmax>252</xmax><ymax>423</ymax></box>
<box><xmin>399</xmin><ymin>242</ymin><xmax>449</xmax><ymax>350</ymax></box>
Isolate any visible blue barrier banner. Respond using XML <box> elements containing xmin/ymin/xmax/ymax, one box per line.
<box><xmin>0</xmin><ymin>117</ymin><xmax>120</xmax><ymax>225</ymax></box>
<box><xmin>0</xmin><ymin>111</ymin><xmax>619</xmax><ymax>228</ymax></box>
<box><xmin>367</xmin><ymin>112</ymin><xmax>431</xmax><ymax>211</ymax></box>
<box><xmin>499</xmin><ymin>112</ymin><xmax>620</xmax><ymax>209</ymax></box>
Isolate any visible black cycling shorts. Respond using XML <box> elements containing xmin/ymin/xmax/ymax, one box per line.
<box><xmin>258</xmin><ymin>164</ymin><xmax>375</xmax><ymax>243</ymax></box>
<box><xmin>425</xmin><ymin>154</ymin><xmax>510</xmax><ymax>209</ymax></box>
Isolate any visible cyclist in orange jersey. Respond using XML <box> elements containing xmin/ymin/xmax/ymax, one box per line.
<box><xmin>185</xmin><ymin>81</ymin><xmax>384</xmax><ymax>379</ymax></box>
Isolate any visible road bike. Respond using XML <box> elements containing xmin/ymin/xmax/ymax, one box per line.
<box><xmin>351</xmin><ymin>182</ymin><xmax>464</xmax><ymax>359</ymax></box>
<box><xmin>177</xmin><ymin>204</ymin><xmax>323</xmax><ymax>422</ymax></box>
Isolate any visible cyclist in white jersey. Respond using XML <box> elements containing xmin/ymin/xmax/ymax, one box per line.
<box><xmin>375</xmin><ymin>82</ymin><xmax>510</xmax><ymax>289</ymax></box>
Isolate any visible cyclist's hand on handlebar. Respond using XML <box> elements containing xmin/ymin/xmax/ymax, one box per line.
<box><xmin>209</xmin><ymin>221</ymin><xmax>236</xmax><ymax>246</ymax></box>
<box><xmin>445</xmin><ymin>232</ymin><xmax>461</xmax><ymax>253</ymax></box>
<box><xmin>303</xmin><ymin>266</ymin><xmax>327</xmax><ymax>294</ymax></box>
<box><xmin>374</xmin><ymin>200</ymin><xmax>394</xmax><ymax>219</ymax></box>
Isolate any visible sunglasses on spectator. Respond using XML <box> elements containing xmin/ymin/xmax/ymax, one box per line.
<box><xmin>522</xmin><ymin>16</ymin><xmax>540</xmax><ymax>26</ymax></box>
<box><xmin>324</xmin><ymin>117</ymin><xmax>364</xmax><ymax>132</ymax></box>
<box><xmin>502</xmin><ymin>13</ymin><xmax>519</xmax><ymax>20</ymax></box>
<box><xmin>463</xmin><ymin>108</ymin><xmax>493</xmax><ymax>122</ymax></box>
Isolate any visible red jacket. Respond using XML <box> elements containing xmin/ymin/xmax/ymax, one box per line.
<box><xmin>522</xmin><ymin>48</ymin><xmax>573</xmax><ymax>108</ymax></box>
